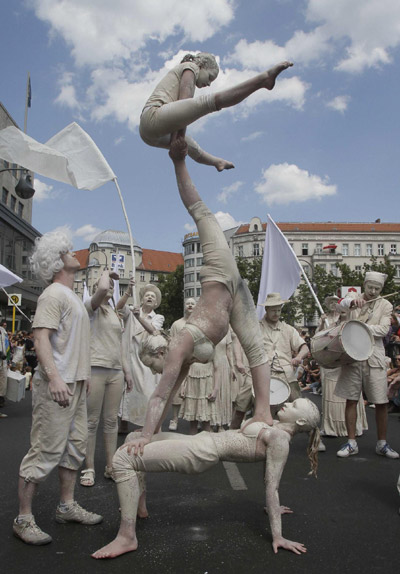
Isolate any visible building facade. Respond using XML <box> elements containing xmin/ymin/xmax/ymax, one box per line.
<box><xmin>183</xmin><ymin>216</ymin><xmax>400</xmax><ymax>304</ymax></box>
<box><xmin>0</xmin><ymin>102</ymin><xmax>41</xmax><ymax>330</ymax></box>
<box><xmin>74</xmin><ymin>229</ymin><xmax>183</xmax><ymax>303</ymax></box>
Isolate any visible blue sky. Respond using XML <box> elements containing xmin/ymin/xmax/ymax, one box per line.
<box><xmin>2</xmin><ymin>0</ymin><xmax>400</xmax><ymax>252</ymax></box>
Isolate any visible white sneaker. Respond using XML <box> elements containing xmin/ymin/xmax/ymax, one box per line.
<box><xmin>375</xmin><ymin>443</ymin><xmax>399</xmax><ymax>459</ymax></box>
<box><xmin>337</xmin><ymin>442</ymin><xmax>358</xmax><ymax>458</ymax></box>
<box><xmin>13</xmin><ymin>516</ymin><xmax>52</xmax><ymax>545</ymax></box>
<box><xmin>168</xmin><ymin>419</ymin><xmax>178</xmax><ymax>431</ymax></box>
<box><xmin>318</xmin><ymin>440</ymin><xmax>326</xmax><ymax>452</ymax></box>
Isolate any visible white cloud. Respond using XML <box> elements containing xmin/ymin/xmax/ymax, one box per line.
<box><xmin>306</xmin><ymin>0</ymin><xmax>400</xmax><ymax>73</ymax></box>
<box><xmin>217</xmin><ymin>180</ymin><xmax>244</xmax><ymax>204</ymax></box>
<box><xmin>241</xmin><ymin>131</ymin><xmax>263</xmax><ymax>142</ymax></box>
<box><xmin>255</xmin><ymin>163</ymin><xmax>337</xmax><ymax>205</ymax></box>
<box><xmin>226</xmin><ymin>1</ymin><xmax>400</xmax><ymax>75</ymax></box>
<box><xmin>74</xmin><ymin>224</ymin><xmax>103</xmax><ymax>242</ymax></box>
<box><xmin>33</xmin><ymin>178</ymin><xmax>58</xmax><ymax>202</ymax></box>
<box><xmin>214</xmin><ymin>211</ymin><xmax>241</xmax><ymax>230</ymax></box>
<box><xmin>32</xmin><ymin>0</ymin><xmax>234</xmax><ymax>66</ymax></box>
<box><xmin>55</xmin><ymin>71</ymin><xmax>80</xmax><ymax>108</ymax></box>
<box><xmin>326</xmin><ymin>95</ymin><xmax>350</xmax><ymax>113</ymax></box>
<box><xmin>184</xmin><ymin>223</ymin><xmax>196</xmax><ymax>232</ymax></box>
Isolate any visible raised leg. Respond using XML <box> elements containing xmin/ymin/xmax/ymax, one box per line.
<box><xmin>214</xmin><ymin>62</ymin><xmax>293</xmax><ymax>109</ymax></box>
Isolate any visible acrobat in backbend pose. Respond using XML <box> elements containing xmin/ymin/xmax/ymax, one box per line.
<box><xmin>92</xmin><ymin>398</ymin><xmax>320</xmax><ymax>558</ymax></box>
<box><xmin>126</xmin><ymin>137</ymin><xmax>273</xmax><ymax>459</ymax></box>
<box><xmin>140</xmin><ymin>52</ymin><xmax>293</xmax><ymax>171</ymax></box>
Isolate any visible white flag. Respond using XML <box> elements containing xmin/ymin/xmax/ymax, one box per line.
<box><xmin>0</xmin><ymin>264</ymin><xmax>23</xmax><ymax>288</ymax></box>
<box><xmin>0</xmin><ymin>123</ymin><xmax>115</xmax><ymax>190</ymax></box>
<box><xmin>256</xmin><ymin>214</ymin><xmax>302</xmax><ymax>319</ymax></box>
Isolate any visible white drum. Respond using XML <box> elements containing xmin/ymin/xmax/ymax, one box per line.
<box><xmin>251</xmin><ymin>375</ymin><xmax>290</xmax><ymax>405</ymax></box>
<box><xmin>311</xmin><ymin>319</ymin><xmax>373</xmax><ymax>369</ymax></box>
<box><xmin>269</xmin><ymin>376</ymin><xmax>291</xmax><ymax>405</ymax></box>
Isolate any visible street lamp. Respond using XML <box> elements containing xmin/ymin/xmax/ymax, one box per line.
<box><xmin>0</xmin><ymin>167</ymin><xmax>35</xmax><ymax>199</ymax></box>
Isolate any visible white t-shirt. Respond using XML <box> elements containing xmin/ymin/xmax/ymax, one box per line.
<box><xmin>85</xmin><ymin>299</ymin><xmax>128</xmax><ymax>369</ymax></box>
<box><xmin>33</xmin><ymin>282</ymin><xmax>90</xmax><ymax>383</ymax></box>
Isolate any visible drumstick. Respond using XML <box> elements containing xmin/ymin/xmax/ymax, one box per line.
<box><xmin>362</xmin><ymin>290</ymin><xmax>400</xmax><ymax>304</ymax></box>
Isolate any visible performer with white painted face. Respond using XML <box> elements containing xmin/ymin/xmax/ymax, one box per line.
<box><xmin>260</xmin><ymin>293</ymin><xmax>310</xmax><ymax>401</ymax></box>
<box><xmin>92</xmin><ymin>398</ymin><xmax>320</xmax><ymax>559</ymax></box>
<box><xmin>126</xmin><ymin>137</ymin><xmax>273</xmax><ymax>457</ymax></box>
<box><xmin>14</xmin><ymin>232</ymin><xmax>102</xmax><ymax>546</ymax></box>
<box><xmin>316</xmin><ymin>295</ymin><xmax>368</xmax><ymax>451</ymax></box>
<box><xmin>118</xmin><ymin>284</ymin><xmax>165</xmax><ymax>431</ymax></box>
<box><xmin>140</xmin><ymin>52</ymin><xmax>293</xmax><ymax>171</ymax></box>
<box><xmin>335</xmin><ymin>272</ymin><xmax>399</xmax><ymax>459</ymax></box>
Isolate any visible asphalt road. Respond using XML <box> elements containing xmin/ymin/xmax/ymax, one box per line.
<box><xmin>1</xmin><ymin>392</ymin><xmax>400</xmax><ymax>574</ymax></box>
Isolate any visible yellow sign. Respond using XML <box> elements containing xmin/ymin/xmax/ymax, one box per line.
<box><xmin>8</xmin><ymin>293</ymin><xmax>22</xmax><ymax>306</ymax></box>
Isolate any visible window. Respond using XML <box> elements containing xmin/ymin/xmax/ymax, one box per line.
<box><xmin>331</xmin><ymin>264</ymin><xmax>338</xmax><ymax>276</ymax></box>
<box><xmin>150</xmin><ymin>272</ymin><xmax>157</xmax><ymax>281</ymax></box>
<box><xmin>254</xmin><ymin>224</ymin><xmax>258</xmax><ymax>231</ymax></box>
<box><xmin>185</xmin><ymin>244</ymin><xmax>195</xmax><ymax>255</ymax></box>
<box><xmin>237</xmin><ymin>245</ymin><xmax>244</xmax><ymax>257</ymax></box>
<box><xmin>196</xmin><ymin>243</ymin><xmax>202</xmax><ymax>253</ymax></box>
<box><xmin>391</xmin><ymin>244</ymin><xmax>397</xmax><ymax>255</ymax></box>
<box><xmin>378</xmin><ymin>244</ymin><xmax>384</xmax><ymax>256</ymax></box>
<box><xmin>366</xmin><ymin>243</ymin><xmax>373</xmax><ymax>256</ymax></box>
<box><xmin>196</xmin><ymin>272</ymin><xmax>200</xmax><ymax>281</ymax></box>
<box><xmin>140</xmin><ymin>271</ymin><xmax>145</xmax><ymax>282</ymax></box>
<box><xmin>196</xmin><ymin>287</ymin><xmax>202</xmax><ymax>297</ymax></box>
<box><xmin>342</xmin><ymin>243</ymin><xmax>349</xmax><ymax>256</ymax></box>
<box><xmin>185</xmin><ymin>288</ymin><xmax>194</xmax><ymax>298</ymax></box>
<box><xmin>185</xmin><ymin>273</ymin><xmax>194</xmax><ymax>283</ymax></box>
<box><xmin>354</xmin><ymin>244</ymin><xmax>361</xmax><ymax>256</ymax></box>
<box><xmin>315</xmin><ymin>243</ymin><xmax>322</xmax><ymax>253</ymax></box>
<box><xmin>253</xmin><ymin>243</ymin><xmax>260</xmax><ymax>256</ymax></box>
<box><xmin>2</xmin><ymin>187</ymin><xmax>9</xmax><ymax>205</ymax></box>
<box><xmin>119</xmin><ymin>269</ymin><xmax>125</xmax><ymax>278</ymax></box>
<box><xmin>355</xmin><ymin>265</ymin><xmax>362</xmax><ymax>272</ymax></box>
<box><xmin>185</xmin><ymin>258</ymin><xmax>195</xmax><ymax>268</ymax></box>
<box><xmin>10</xmin><ymin>196</ymin><xmax>16</xmax><ymax>211</ymax></box>
<box><xmin>196</xmin><ymin>257</ymin><xmax>203</xmax><ymax>266</ymax></box>
<box><xmin>396</xmin><ymin>265</ymin><xmax>400</xmax><ymax>278</ymax></box>
<box><xmin>17</xmin><ymin>202</ymin><xmax>24</xmax><ymax>217</ymax></box>
<box><xmin>302</xmin><ymin>243</ymin><xmax>308</xmax><ymax>255</ymax></box>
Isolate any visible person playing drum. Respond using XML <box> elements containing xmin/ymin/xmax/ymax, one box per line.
<box><xmin>260</xmin><ymin>293</ymin><xmax>310</xmax><ymax>401</ymax></box>
<box><xmin>335</xmin><ymin>271</ymin><xmax>399</xmax><ymax>459</ymax></box>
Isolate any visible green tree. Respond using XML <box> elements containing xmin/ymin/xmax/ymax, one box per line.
<box><xmin>235</xmin><ymin>255</ymin><xmax>263</xmax><ymax>303</ymax></box>
<box><xmin>157</xmin><ymin>264</ymin><xmax>184</xmax><ymax>329</ymax></box>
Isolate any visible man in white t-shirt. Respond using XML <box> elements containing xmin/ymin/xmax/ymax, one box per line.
<box><xmin>13</xmin><ymin>231</ymin><xmax>102</xmax><ymax>546</ymax></box>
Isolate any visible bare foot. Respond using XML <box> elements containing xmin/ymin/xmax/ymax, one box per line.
<box><xmin>215</xmin><ymin>159</ymin><xmax>235</xmax><ymax>172</ymax></box>
<box><xmin>91</xmin><ymin>534</ymin><xmax>138</xmax><ymax>559</ymax></box>
<box><xmin>263</xmin><ymin>61</ymin><xmax>293</xmax><ymax>90</ymax></box>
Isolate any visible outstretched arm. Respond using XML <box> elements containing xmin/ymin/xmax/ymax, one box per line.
<box><xmin>263</xmin><ymin>434</ymin><xmax>307</xmax><ymax>555</ymax></box>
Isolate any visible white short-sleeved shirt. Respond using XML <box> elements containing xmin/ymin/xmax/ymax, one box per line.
<box><xmin>33</xmin><ymin>282</ymin><xmax>90</xmax><ymax>383</ymax></box>
<box><xmin>260</xmin><ymin>319</ymin><xmax>307</xmax><ymax>382</ymax></box>
<box><xmin>84</xmin><ymin>299</ymin><xmax>128</xmax><ymax>369</ymax></box>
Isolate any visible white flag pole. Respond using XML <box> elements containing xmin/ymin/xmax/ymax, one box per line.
<box><xmin>113</xmin><ymin>178</ymin><xmax>137</xmax><ymax>306</ymax></box>
<box><xmin>299</xmin><ymin>268</ymin><xmax>325</xmax><ymax>316</ymax></box>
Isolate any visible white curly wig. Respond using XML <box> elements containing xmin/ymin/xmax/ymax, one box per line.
<box><xmin>30</xmin><ymin>231</ymin><xmax>73</xmax><ymax>285</ymax></box>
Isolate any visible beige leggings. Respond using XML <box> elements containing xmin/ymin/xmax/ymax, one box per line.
<box><xmin>85</xmin><ymin>367</ymin><xmax>124</xmax><ymax>470</ymax></box>
<box><xmin>139</xmin><ymin>94</ymin><xmax>217</xmax><ymax>161</ymax></box>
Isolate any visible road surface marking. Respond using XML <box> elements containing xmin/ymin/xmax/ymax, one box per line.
<box><xmin>222</xmin><ymin>462</ymin><xmax>247</xmax><ymax>490</ymax></box>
